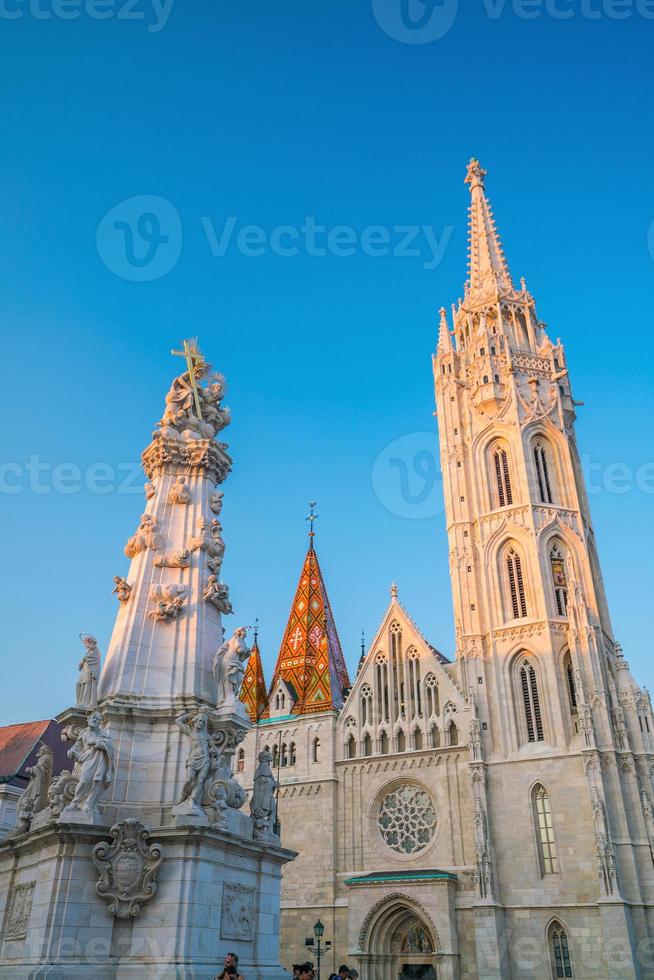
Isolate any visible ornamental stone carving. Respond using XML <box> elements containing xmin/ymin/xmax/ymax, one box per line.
<box><xmin>92</xmin><ymin>819</ymin><xmax>163</xmax><ymax>919</ymax></box>
<box><xmin>203</xmin><ymin>576</ymin><xmax>233</xmax><ymax>614</ymax></box>
<box><xmin>172</xmin><ymin>710</ymin><xmax>247</xmax><ymax>826</ymax></box>
<box><xmin>112</xmin><ymin>576</ymin><xmax>132</xmax><ymax>603</ymax></box>
<box><xmin>154</xmin><ymin>549</ymin><xmax>191</xmax><ymax>569</ymax></box>
<box><xmin>13</xmin><ymin>745</ymin><xmax>53</xmax><ymax>834</ymax></box>
<box><xmin>189</xmin><ymin>517</ymin><xmax>225</xmax><ymax>565</ymax></box>
<box><xmin>3</xmin><ymin>881</ymin><xmax>35</xmax><ymax>941</ymax></box>
<box><xmin>250</xmin><ymin>747</ymin><xmax>278</xmax><ymax>841</ymax></box>
<box><xmin>210</xmin><ymin>489</ymin><xmax>224</xmax><ymax>514</ymax></box>
<box><xmin>221</xmin><ymin>882</ymin><xmax>255</xmax><ymax>942</ymax></box>
<box><xmin>168</xmin><ymin>476</ymin><xmax>192</xmax><ymax>505</ymax></box>
<box><xmin>378</xmin><ymin>785</ymin><xmax>437</xmax><ymax>855</ymax></box>
<box><xmin>124</xmin><ymin>514</ymin><xmax>165</xmax><ymax>558</ymax></box>
<box><xmin>173</xmin><ymin>711</ymin><xmax>213</xmax><ymax>817</ymax></box>
<box><xmin>148</xmin><ymin>583</ymin><xmax>187</xmax><ymax>623</ymax></box>
<box><xmin>214</xmin><ymin>627</ymin><xmax>251</xmax><ymax>705</ymax></box>
<box><xmin>157</xmin><ymin>362</ymin><xmax>230</xmax><ymax>442</ymax></box>
<box><xmin>63</xmin><ymin>712</ymin><xmax>114</xmax><ymax>821</ymax></box>
<box><xmin>76</xmin><ymin>634</ymin><xmax>101</xmax><ymax>710</ymax></box>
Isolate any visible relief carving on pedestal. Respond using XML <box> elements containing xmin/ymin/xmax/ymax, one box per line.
<box><xmin>3</xmin><ymin>881</ymin><xmax>36</xmax><ymax>941</ymax></box>
<box><xmin>92</xmin><ymin>819</ymin><xmax>163</xmax><ymax>919</ymax></box>
<box><xmin>221</xmin><ymin>882</ymin><xmax>255</xmax><ymax>941</ymax></box>
<box><xmin>148</xmin><ymin>583</ymin><xmax>188</xmax><ymax>623</ymax></box>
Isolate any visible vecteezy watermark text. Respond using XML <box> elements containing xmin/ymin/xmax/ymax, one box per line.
<box><xmin>372</xmin><ymin>0</ymin><xmax>654</xmax><ymax>45</ymax></box>
<box><xmin>201</xmin><ymin>216</ymin><xmax>453</xmax><ymax>270</ymax></box>
<box><xmin>0</xmin><ymin>457</ymin><xmax>143</xmax><ymax>495</ymax></box>
<box><xmin>0</xmin><ymin>0</ymin><xmax>175</xmax><ymax>31</ymax></box>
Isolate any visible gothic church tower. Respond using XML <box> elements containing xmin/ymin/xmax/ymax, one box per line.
<box><xmin>433</xmin><ymin>160</ymin><xmax>654</xmax><ymax>978</ymax></box>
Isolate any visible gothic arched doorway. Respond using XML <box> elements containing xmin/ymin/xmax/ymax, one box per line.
<box><xmin>357</xmin><ymin>895</ymin><xmax>439</xmax><ymax>980</ymax></box>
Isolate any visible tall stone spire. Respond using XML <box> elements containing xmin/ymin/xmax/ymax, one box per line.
<box><xmin>269</xmin><ymin>523</ymin><xmax>350</xmax><ymax>715</ymax></box>
<box><xmin>240</xmin><ymin>625</ymin><xmax>269</xmax><ymax>722</ymax></box>
<box><xmin>99</xmin><ymin>344</ymin><xmax>233</xmax><ymax>707</ymax></box>
<box><xmin>464</xmin><ymin>158</ymin><xmax>514</xmax><ymax>305</ymax></box>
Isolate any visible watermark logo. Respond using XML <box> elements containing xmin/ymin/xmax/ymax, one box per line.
<box><xmin>96</xmin><ymin>195</ymin><xmax>182</xmax><ymax>282</ymax></box>
<box><xmin>372</xmin><ymin>0</ymin><xmax>459</xmax><ymax>43</ymax></box>
<box><xmin>0</xmin><ymin>0</ymin><xmax>175</xmax><ymax>31</ymax></box>
<box><xmin>372</xmin><ymin>433</ymin><xmax>443</xmax><ymax>519</ymax></box>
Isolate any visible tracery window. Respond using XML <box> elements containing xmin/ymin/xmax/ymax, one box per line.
<box><xmin>549</xmin><ymin>921</ymin><xmax>573</xmax><ymax>978</ymax></box>
<box><xmin>377</xmin><ymin>784</ymin><xmax>438</xmax><ymax>855</ymax></box>
<box><xmin>534</xmin><ymin>440</ymin><xmax>554</xmax><ymax>504</ymax></box>
<box><xmin>380</xmin><ymin>731</ymin><xmax>389</xmax><ymax>755</ymax></box>
<box><xmin>397</xmin><ymin>730</ymin><xmax>406</xmax><ymax>752</ymax></box>
<box><xmin>363</xmin><ymin>733</ymin><xmax>372</xmax><ymax>756</ymax></box>
<box><xmin>507</xmin><ymin>547</ymin><xmax>528</xmax><ymax>619</ymax></box>
<box><xmin>236</xmin><ymin>748</ymin><xmax>245</xmax><ymax>773</ymax></box>
<box><xmin>430</xmin><ymin>725</ymin><xmax>440</xmax><ymax>748</ymax></box>
<box><xmin>414</xmin><ymin>728</ymin><xmax>423</xmax><ymax>750</ymax></box>
<box><xmin>346</xmin><ymin>735</ymin><xmax>356</xmax><ymax>759</ymax></box>
<box><xmin>533</xmin><ymin>784</ymin><xmax>559</xmax><ymax>875</ymax></box>
<box><xmin>550</xmin><ymin>545</ymin><xmax>568</xmax><ymax>617</ymax></box>
<box><xmin>520</xmin><ymin>658</ymin><xmax>544</xmax><ymax>742</ymax></box>
<box><xmin>449</xmin><ymin>723</ymin><xmax>459</xmax><ymax>746</ymax></box>
<box><xmin>361</xmin><ymin>684</ymin><xmax>372</xmax><ymax>727</ymax></box>
<box><xmin>492</xmin><ymin>444</ymin><xmax>513</xmax><ymax>508</ymax></box>
<box><xmin>563</xmin><ymin>651</ymin><xmax>577</xmax><ymax>715</ymax></box>
<box><xmin>289</xmin><ymin>742</ymin><xmax>297</xmax><ymax>766</ymax></box>
<box><xmin>425</xmin><ymin>674</ymin><xmax>440</xmax><ymax>718</ymax></box>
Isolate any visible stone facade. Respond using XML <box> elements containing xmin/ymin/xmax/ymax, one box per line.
<box><xmin>237</xmin><ymin>162</ymin><xmax>654</xmax><ymax>979</ymax></box>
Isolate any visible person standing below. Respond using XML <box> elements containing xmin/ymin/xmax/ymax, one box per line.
<box><xmin>213</xmin><ymin>951</ymin><xmax>245</xmax><ymax>980</ymax></box>
<box><xmin>328</xmin><ymin>966</ymin><xmax>351</xmax><ymax>980</ymax></box>
<box><xmin>297</xmin><ymin>964</ymin><xmax>315</xmax><ymax>980</ymax></box>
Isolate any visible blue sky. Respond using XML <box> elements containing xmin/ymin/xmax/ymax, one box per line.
<box><xmin>1</xmin><ymin>0</ymin><xmax>653</xmax><ymax>721</ymax></box>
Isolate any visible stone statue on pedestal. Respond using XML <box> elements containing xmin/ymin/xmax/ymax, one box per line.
<box><xmin>250</xmin><ymin>748</ymin><xmax>278</xmax><ymax>840</ymax></box>
<box><xmin>173</xmin><ymin>712</ymin><xmax>213</xmax><ymax>816</ymax></box>
<box><xmin>65</xmin><ymin>712</ymin><xmax>114</xmax><ymax>819</ymax></box>
<box><xmin>76</xmin><ymin>635</ymin><xmax>101</xmax><ymax>709</ymax></box>
<box><xmin>14</xmin><ymin>745</ymin><xmax>53</xmax><ymax>834</ymax></box>
<box><xmin>214</xmin><ymin>628</ymin><xmax>251</xmax><ymax>705</ymax></box>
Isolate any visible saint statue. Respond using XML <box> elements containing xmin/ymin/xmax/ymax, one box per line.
<box><xmin>250</xmin><ymin>748</ymin><xmax>278</xmax><ymax>839</ymax></box>
<box><xmin>213</xmin><ymin>627</ymin><xmax>251</xmax><ymax>704</ymax></box>
<box><xmin>14</xmin><ymin>744</ymin><xmax>53</xmax><ymax>833</ymax></box>
<box><xmin>67</xmin><ymin>712</ymin><xmax>114</xmax><ymax>815</ymax></box>
<box><xmin>174</xmin><ymin>711</ymin><xmax>213</xmax><ymax>810</ymax></box>
<box><xmin>76</xmin><ymin>635</ymin><xmax>101</xmax><ymax>709</ymax></box>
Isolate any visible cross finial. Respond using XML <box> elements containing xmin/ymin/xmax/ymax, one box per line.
<box><xmin>306</xmin><ymin>501</ymin><xmax>319</xmax><ymax>548</ymax></box>
<box><xmin>171</xmin><ymin>338</ymin><xmax>209</xmax><ymax>420</ymax></box>
<box><xmin>390</xmin><ymin>582</ymin><xmax>399</xmax><ymax>600</ymax></box>
<box><xmin>253</xmin><ymin>617</ymin><xmax>259</xmax><ymax>644</ymax></box>
<box><xmin>465</xmin><ymin>158</ymin><xmax>487</xmax><ymax>191</ymax></box>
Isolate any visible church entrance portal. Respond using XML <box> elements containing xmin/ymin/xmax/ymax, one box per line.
<box><xmin>358</xmin><ymin>897</ymin><xmax>439</xmax><ymax>980</ymax></box>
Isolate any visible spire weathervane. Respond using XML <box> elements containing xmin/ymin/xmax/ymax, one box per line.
<box><xmin>171</xmin><ymin>338</ymin><xmax>207</xmax><ymax>420</ymax></box>
<box><xmin>306</xmin><ymin>501</ymin><xmax>319</xmax><ymax>548</ymax></box>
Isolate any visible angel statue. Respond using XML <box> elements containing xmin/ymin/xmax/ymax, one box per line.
<box><xmin>75</xmin><ymin>635</ymin><xmax>101</xmax><ymax>710</ymax></box>
<box><xmin>66</xmin><ymin>712</ymin><xmax>114</xmax><ymax>816</ymax></box>
<box><xmin>213</xmin><ymin>627</ymin><xmax>251</xmax><ymax>705</ymax></box>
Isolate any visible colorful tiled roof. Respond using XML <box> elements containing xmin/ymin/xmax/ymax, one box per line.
<box><xmin>269</xmin><ymin>543</ymin><xmax>350</xmax><ymax>715</ymax></box>
<box><xmin>240</xmin><ymin>636</ymin><xmax>269</xmax><ymax>723</ymax></box>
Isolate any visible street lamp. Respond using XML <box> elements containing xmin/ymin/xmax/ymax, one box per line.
<box><xmin>305</xmin><ymin>919</ymin><xmax>331</xmax><ymax>980</ymax></box>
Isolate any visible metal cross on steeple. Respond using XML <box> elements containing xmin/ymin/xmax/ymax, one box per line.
<box><xmin>170</xmin><ymin>338</ymin><xmax>207</xmax><ymax>420</ymax></box>
<box><xmin>306</xmin><ymin>501</ymin><xmax>319</xmax><ymax>549</ymax></box>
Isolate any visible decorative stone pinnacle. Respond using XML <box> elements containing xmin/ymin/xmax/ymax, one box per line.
<box><xmin>465</xmin><ymin>158</ymin><xmax>487</xmax><ymax>191</ymax></box>
<box><xmin>390</xmin><ymin>582</ymin><xmax>399</xmax><ymax>600</ymax></box>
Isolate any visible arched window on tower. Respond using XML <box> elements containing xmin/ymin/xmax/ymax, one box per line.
<box><xmin>236</xmin><ymin>748</ymin><xmax>245</xmax><ymax>773</ymax></box>
<box><xmin>550</xmin><ymin>544</ymin><xmax>569</xmax><ymax>617</ymax></box>
<box><xmin>289</xmin><ymin>742</ymin><xmax>297</xmax><ymax>766</ymax></box>
<box><xmin>449</xmin><ymin>723</ymin><xmax>459</xmax><ymax>746</ymax></box>
<box><xmin>506</xmin><ymin>546</ymin><xmax>528</xmax><ymax>619</ymax></box>
<box><xmin>563</xmin><ymin>651</ymin><xmax>578</xmax><ymax>718</ymax></box>
<box><xmin>281</xmin><ymin>743</ymin><xmax>288</xmax><ymax>767</ymax></box>
<box><xmin>534</xmin><ymin>440</ymin><xmax>554</xmax><ymax>504</ymax></box>
<box><xmin>272</xmin><ymin>743</ymin><xmax>279</xmax><ymax>768</ymax></box>
<box><xmin>549</xmin><ymin>921</ymin><xmax>573</xmax><ymax>978</ymax></box>
<box><xmin>346</xmin><ymin>734</ymin><xmax>356</xmax><ymax>760</ymax></box>
<box><xmin>363</xmin><ymin>733</ymin><xmax>372</xmax><ymax>757</ymax></box>
<box><xmin>379</xmin><ymin>731</ymin><xmax>389</xmax><ymax>755</ymax></box>
<box><xmin>492</xmin><ymin>443</ymin><xmax>513</xmax><ymax>508</ymax></box>
<box><xmin>519</xmin><ymin>657</ymin><xmax>544</xmax><ymax>742</ymax></box>
<box><xmin>312</xmin><ymin>737</ymin><xmax>320</xmax><ymax>763</ymax></box>
<box><xmin>397</xmin><ymin>729</ymin><xmax>406</xmax><ymax>752</ymax></box>
<box><xmin>430</xmin><ymin>724</ymin><xmax>440</xmax><ymax>748</ymax></box>
<box><xmin>361</xmin><ymin>684</ymin><xmax>372</xmax><ymax>727</ymax></box>
<box><xmin>533</xmin><ymin>784</ymin><xmax>559</xmax><ymax>876</ymax></box>
<box><xmin>413</xmin><ymin>728</ymin><xmax>423</xmax><ymax>750</ymax></box>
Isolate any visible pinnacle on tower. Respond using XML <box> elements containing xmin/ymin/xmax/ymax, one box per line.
<box><xmin>240</xmin><ymin>625</ymin><xmax>269</xmax><ymax>722</ymax></box>
<box><xmin>269</xmin><ymin>516</ymin><xmax>350</xmax><ymax>715</ymax></box>
<box><xmin>437</xmin><ymin>307</ymin><xmax>453</xmax><ymax>354</ymax></box>
<box><xmin>464</xmin><ymin>158</ymin><xmax>514</xmax><ymax>304</ymax></box>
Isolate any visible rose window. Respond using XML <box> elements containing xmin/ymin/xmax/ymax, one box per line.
<box><xmin>378</xmin><ymin>784</ymin><xmax>437</xmax><ymax>855</ymax></box>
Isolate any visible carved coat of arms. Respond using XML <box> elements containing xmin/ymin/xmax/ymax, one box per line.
<box><xmin>92</xmin><ymin>819</ymin><xmax>163</xmax><ymax>918</ymax></box>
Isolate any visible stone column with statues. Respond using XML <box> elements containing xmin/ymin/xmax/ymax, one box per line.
<box><xmin>0</xmin><ymin>340</ymin><xmax>293</xmax><ymax>980</ymax></box>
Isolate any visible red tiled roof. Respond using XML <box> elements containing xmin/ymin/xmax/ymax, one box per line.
<box><xmin>0</xmin><ymin>721</ymin><xmax>51</xmax><ymax>781</ymax></box>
